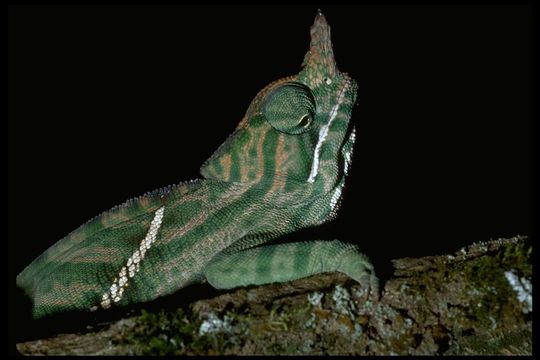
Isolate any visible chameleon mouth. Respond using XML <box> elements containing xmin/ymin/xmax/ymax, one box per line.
<box><xmin>307</xmin><ymin>77</ymin><xmax>351</xmax><ymax>183</ymax></box>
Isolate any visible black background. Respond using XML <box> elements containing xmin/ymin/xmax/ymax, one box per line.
<box><xmin>9</xmin><ymin>4</ymin><xmax>533</xmax><ymax>349</ymax></box>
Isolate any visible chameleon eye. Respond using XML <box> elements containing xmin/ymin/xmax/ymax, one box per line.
<box><xmin>298</xmin><ymin>114</ymin><xmax>312</xmax><ymax>128</ymax></box>
<box><xmin>262</xmin><ymin>82</ymin><xmax>316</xmax><ymax>134</ymax></box>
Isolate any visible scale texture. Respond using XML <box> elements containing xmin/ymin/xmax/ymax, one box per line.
<box><xmin>17</xmin><ymin>11</ymin><xmax>377</xmax><ymax>319</ymax></box>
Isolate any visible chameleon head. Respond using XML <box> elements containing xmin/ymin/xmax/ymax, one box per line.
<box><xmin>201</xmin><ymin>11</ymin><xmax>358</xmax><ymax>192</ymax></box>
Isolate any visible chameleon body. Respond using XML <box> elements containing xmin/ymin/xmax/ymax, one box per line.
<box><xmin>17</xmin><ymin>11</ymin><xmax>377</xmax><ymax>319</ymax></box>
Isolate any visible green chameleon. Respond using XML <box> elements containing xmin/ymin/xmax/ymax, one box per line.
<box><xmin>17</xmin><ymin>11</ymin><xmax>378</xmax><ymax>319</ymax></box>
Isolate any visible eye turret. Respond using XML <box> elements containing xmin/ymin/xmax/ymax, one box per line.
<box><xmin>261</xmin><ymin>82</ymin><xmax>316</xmax><ymax>135</ymax></box>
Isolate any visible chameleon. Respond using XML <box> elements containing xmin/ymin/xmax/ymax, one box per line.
<box><xmin>16</xmin><ymin>10</ymin><xmax>378</xmax><ymax>319</ymax></box>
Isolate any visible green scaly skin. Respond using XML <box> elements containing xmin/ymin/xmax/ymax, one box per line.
<box><xmin>17</xmin><ymin>11</ymin><xmax>378</xmax><ymax>319</ymax></box>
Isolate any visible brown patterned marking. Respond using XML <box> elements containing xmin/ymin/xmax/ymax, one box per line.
<box><xmin>43</xmin><ymin>237</ymin><xmax>82</xmax><ymax>264</ymax></box>
<box><xmin>175</xmin><ymin>182</ymin><xmax>191</xmax><ymax>195</ymax></box>
<box><xmin>101</xmin><ymin>209</ymin><xmax>139</xmax><ymax>228</ymax></box>
<box><xmin>240</xmin><ymin>130</ymin><xmax>256</xmax><ymax>182</ymax></box>
<box><xmin>102</xmin><ymin>195</ymin><xmax>165</xmax><ymax>228</ymax></box>
<box><xmin>219</xmin><ymin>153</ymin><xmax>232</xmax><ymax>182</ymax></box>
<box><xmin>161</xmin><ymin>210</ymin><xmax>208</xmax><ymax>245</ymax></box>
<box><xmin>47</xmin><ymin>201</ymin><xmax>167</xmax><ymax>263</ymax></box>
<box><xmin>139</xmin><ymin>196</ymin><xmax>159</xmax><ymax>211</ymax></box>
<box><xmin>236</xmin><ymin>116</ymin><xmax>249</xmax><ymax>128</ymax></box>
<box><xmin>158</xmin><ymin>199</ymin><xmax>262</xmax><ymax>294</ymax></box>
<box><xmin>157</xmin><ymin>183</ymin><xmax>248</xmax><ymax>246</ymax></box>
<box><xmin>70</xmin><ymin>246</ymin><xmax>125</xmax><ymax>264</ymax></box>
<box><xmin>254</xmin><ymin>128</ymin><xmax>268</xmax><ymax>182</ymax></box>
<box><xmin>42</xmin><ymin>221</ymin><xmax>130</xmax><ymax>265</ymax></box>
<box><xmin>68</xmin><ymin>231</ymin><xmax>86</xmax><ymax>244</ymax></box>
<box><xmin>57</xmin><ymin>241</ymin><xmax>124</xmax><ymax>265</ymax></box>
<box><xmin>206</xmin><ymin>165</ymin><xmax>220</xmax><ymax>179</ymax></box>
<box><xmin>269</xmin><ymin>135</ymin><xmax>289</xmax><ymax>193</ymax></box>
<box><xmin>154</xmin><ymin>189</ymin><xmax>260</xmax><ymax>295</ymax></box>
<box><xmin>37</xmin><ymin>281</ymin><xmax>101</xmax><ymax>307</ymax></box>
<box><xmin>169</xmin><ymin>191</ymin><xmax>208</xmax><ymax>204</ymax></box>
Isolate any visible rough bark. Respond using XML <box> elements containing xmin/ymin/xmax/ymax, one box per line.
<box><xmin>16</xmin><ymin>235</ymin><xmax>532</xmax><ymax>355</ymax></box>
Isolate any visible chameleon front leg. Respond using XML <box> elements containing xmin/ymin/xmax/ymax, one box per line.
<box><xmin>204</xmin><ymin>240</ymin><xmax>378</xmax><ymax>296</ymax></box>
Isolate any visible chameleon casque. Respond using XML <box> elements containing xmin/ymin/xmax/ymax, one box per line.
<box><xmin>17</xmin><ymin>11</ymin><xmax>378</xmax><ymax>319</ymax></box>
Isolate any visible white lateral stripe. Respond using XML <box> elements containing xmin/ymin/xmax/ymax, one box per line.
<box><xmin>99</xmin><ymin>206</ymin><xmax>165</xmax><ymax>309</ymax></box>
<box><xmin>307</xmin><ymin>83</ymin><xmax>349</xmax><ymax>183</ymax></box>
<box><xmin>329</xmin><ymin>183</ymin><xmax>343</xmax><ymax>211</ymax></box>
<box><xmin>343</xmin><ymin>127</ymin><xmax>356</xmax><ymax>176</ymax></box>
